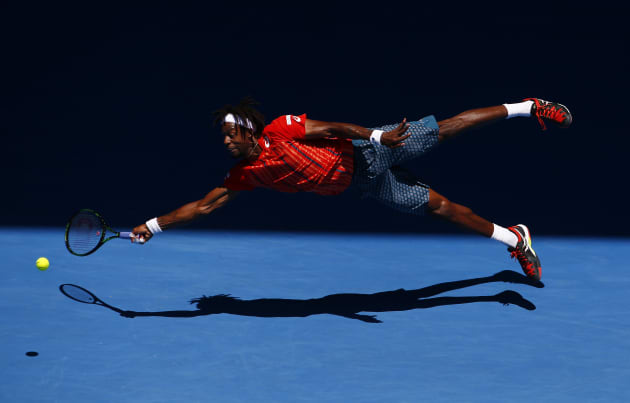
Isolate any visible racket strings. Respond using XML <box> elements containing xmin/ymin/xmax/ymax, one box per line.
<box><xmin>66</xmin><ymin>211</ymin><xmax>104</xmax><ymax>255</ymax></box>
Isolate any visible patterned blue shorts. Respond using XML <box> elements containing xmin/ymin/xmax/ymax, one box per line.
<box><xmin>351</xmin><ymin>115</ymin><xmax>440</xmax><ymax>216</ymax></box>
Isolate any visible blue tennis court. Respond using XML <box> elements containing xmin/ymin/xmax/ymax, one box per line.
<box><xmin>1</xmin><ymin>228</ymin><xmax>629</xmax><ymax>402</ymax></box>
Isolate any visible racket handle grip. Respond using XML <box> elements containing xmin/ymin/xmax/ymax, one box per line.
<box><xmin>120</xmin><ymin>232</ymin><xmax>145</xmax><ymax>244</ymax></box>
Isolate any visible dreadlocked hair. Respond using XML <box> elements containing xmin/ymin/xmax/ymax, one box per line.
<box><xmin>190</xmin><ymin>294</ymin><xmax>241</xmax><ymax>311</ymax></box>
<box><xmin>212</xmin><ymin>96</ymin><xmax>266</xmax><ymax>138</ymax></box>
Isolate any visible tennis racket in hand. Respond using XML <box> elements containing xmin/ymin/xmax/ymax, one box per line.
<box><xmin>64</xmin><ymin>208</ymin><xmax>144</xmax><ymax>256</ymax></box>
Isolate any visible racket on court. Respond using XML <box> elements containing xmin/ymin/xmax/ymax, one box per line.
<box><xmin>59</xmin><ymin>284</ymin><xmax>124</xmax><ymax>314</ymax></box>
<box><xmin>64</xmin><ymin>208</ymin><xmax>144</xmax><ymax>256</ymax></box>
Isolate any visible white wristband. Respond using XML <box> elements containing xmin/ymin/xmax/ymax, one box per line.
<box><xmin>146</xmin><ymin>217</ymin><xmax>163</xmax><ymax>235</ymax></box>
<box><xmin>370</xmin><ymin>130</ymin><xmax>384</xmax><ymax>145</ymax></box>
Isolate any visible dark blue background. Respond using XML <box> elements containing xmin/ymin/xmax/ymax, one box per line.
<box><xmin>3</xmin><ymin>3</ymin><xmax>628</xmax><ymax>235</ymax></box>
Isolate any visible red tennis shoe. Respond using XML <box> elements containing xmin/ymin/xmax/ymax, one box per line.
<box><xmin>507</xmin><ymin>224</ymin><xmax>542</xmax><ymax>280</ymax></box>
<box><xmin>524</xmin><ymin>98</ymin><xmax>573</xmax><ymax>131</ymax></box>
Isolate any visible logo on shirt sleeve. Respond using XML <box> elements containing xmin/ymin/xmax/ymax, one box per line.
<box><xmin>285</xmin><ymin>115</ymin><xmax>302</xmax><ymax>125</ymax></box>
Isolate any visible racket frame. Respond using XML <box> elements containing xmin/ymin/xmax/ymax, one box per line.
<box><xmin>64</xmin><ymin>208</ymin><xmax>123</xmax><ymax>256</ymax></box>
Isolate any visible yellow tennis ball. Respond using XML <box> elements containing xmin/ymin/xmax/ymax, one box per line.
<box><xmin>36</xmin><ymin>257</ymin><xmax>50</xmax><ymax>271</ymax></box>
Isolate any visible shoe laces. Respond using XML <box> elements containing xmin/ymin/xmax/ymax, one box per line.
<box><xmin>540</xmin><ymin>103</ymin><xmax>565</xmax><ymax>119</ymax></box>
<box><xmin>510</xmin><ymin>248</ymin><xmax>534</xmax><ymax>273</ymax></box>
<box><xmin>534</xmin><ymin>101</ymin><xmax>566</xmax><ymax>131</ymax></box>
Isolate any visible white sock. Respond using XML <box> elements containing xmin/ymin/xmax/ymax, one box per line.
<box><xmin>491</xmin><ymin>224</ymin><xmax>518</xmax><ymax>248</ymax></box>
<box><xmin>503</xmin><ymin>100</ymin><xmax>534</xmax><ymax>119</ymax></box>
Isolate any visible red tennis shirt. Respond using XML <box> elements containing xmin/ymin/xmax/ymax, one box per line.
<box><xmin>223</xmin><ymin>114</ymin><xmax>354</xmax><ymax>195</ymax></box>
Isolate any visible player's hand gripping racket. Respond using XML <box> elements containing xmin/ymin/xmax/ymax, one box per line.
<box><xmin>65</xmin><ymin>208</ymin><xmax>144</xmax><ymax>256</ymax></box>
<box><xmin>59</xmin><ymin>284</ymin><xmax>124</xmax><ymax>314</ymax></box>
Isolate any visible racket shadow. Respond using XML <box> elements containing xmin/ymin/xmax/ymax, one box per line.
<box><xmin>101</xmin><ymin>270</ymin><xmax>543</xmax><ymax>323</ymax></box>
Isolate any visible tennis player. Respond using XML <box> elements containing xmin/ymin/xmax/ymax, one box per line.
<box><xmin>133</xmin><ymin>97</ymin><xmax>572</xmax><ymax>280</ymax></box>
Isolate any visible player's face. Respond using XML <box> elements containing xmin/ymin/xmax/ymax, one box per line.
<box><xmin>221</xmin><ymin>124</ymin><xmax>253</xmax><ymax>159</ymax></box>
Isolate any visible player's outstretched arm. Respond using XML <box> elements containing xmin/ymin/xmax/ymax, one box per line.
<box><xmin>304</xmin><ymin>118</ymin><xmax>411</xmax><ymax>148</ymax></box>
<box><xmin>132</xmin><ymin>187</ymin><xmax>240</xmax><ymax>242</ymax></box>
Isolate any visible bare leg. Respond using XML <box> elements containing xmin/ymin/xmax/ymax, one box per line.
<box><xmin>437</xmin><ymin>105</ymin><xmax>507</xmax><ymax>142</ymax></box>
<box><xmin>430</xmin><ymin>105</ymin><xmax>522</xmax><ymax>238</ymax></box>
<box><xmin>427</xmin><ymin>189</ymin><xmax>494</xmax><ymax>237</ymax></box>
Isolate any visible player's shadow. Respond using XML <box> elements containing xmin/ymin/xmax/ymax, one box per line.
<box><xmin>118</xmin><ymin>270</ymin><xmax>543</xmax><ymax>323</ymax></box>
